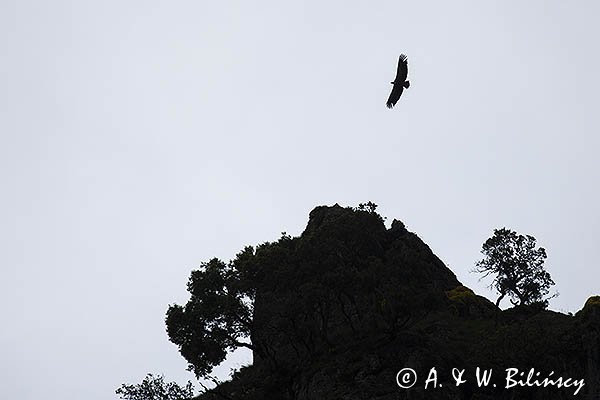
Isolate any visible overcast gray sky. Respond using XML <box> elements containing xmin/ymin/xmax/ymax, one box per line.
<box><xmin>1</xmin><ymin>1</ymin><xmax>599</xmax><ymax>399</ymax></box>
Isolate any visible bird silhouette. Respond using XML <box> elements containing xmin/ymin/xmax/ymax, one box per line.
<box><xmin>386</xmin><ymin>54</ymin><xmax>410</xmax><ymax>109</ymax></box>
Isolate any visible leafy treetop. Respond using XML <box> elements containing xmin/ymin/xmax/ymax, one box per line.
<box><xmin>474</xmin><ymin>228</ymin><xmax>555</xmax><ymax>308</ymax></box>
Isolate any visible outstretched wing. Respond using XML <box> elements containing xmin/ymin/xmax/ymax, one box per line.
<box><xmin>395</xmin><ymin>54</ymin><xmax>408</xmax><ymax>82</ymax></box>
<box><xmin>386</xmin><ymin>85</ymin><xmax>404</xmax><ymax>109</ymax></box>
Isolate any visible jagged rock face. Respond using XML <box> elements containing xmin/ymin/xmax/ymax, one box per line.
<box><xmin>580</xmin><ymin>297</ymin><xmax>600</xmax><ymax>396</ymax></box>
<box><xmin>200</xmin><ymin>205</ymin><xmax>600</xmax><ymax>400</ymax></box>
<box><xmin>301</xmin><ymin>204</ymin><xmax>461</xmax><ymax>294</ymax></box>
<box><xmin>250</xmin><ymin>205</ymin><xmax>461</xmax><ymax>371</ymax></box>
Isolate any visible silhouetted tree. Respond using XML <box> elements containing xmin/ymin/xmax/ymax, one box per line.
<box><xmin>165</xmin><ymin>258</ymin><xmax>256</xmax><ymax>378</ymax></box>
<box><xmin>116</xmin><ymin>373</ymin><xmax>194</xmax><ymax>400</ymax></box>
<box><xmin>356</xmin><ymin>201</ymin><xmax>378</xmax><ymax>213</ymax></box>
<box><xmin>474</xmin><ymin>228</ymin><xmax>555</xmax><ymax>307</ymax></box>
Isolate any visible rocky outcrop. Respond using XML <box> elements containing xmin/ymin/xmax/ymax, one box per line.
<box><xmin>198</xmin><ymin>205</ymin><xmax>600</xmax><ymax>400</ymax></box>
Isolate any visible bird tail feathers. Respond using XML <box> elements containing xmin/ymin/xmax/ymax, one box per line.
<box><xmin>403</xmin><ymin>81</ymin><xmax>410</xmax><ymax>89</ymax></box>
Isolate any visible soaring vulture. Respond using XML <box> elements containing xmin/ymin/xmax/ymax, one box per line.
<box><xmin>386</xmin><ymin>54</ymin><xmax>410</xmax><ymax>109</ymax></box>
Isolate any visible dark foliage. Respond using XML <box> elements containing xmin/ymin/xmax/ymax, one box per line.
<box><xmin>165</xmin><ymin>258</ymin><xmax>254</xmax><ymax>378</ymax></box>
<box><xmin>116</xmin><ymin>374</ymin><xmax>194</xmax><ymax>400</ymax></box>
<box><xmin>474</xmin><ymin>228</ymin><xmax>555</xmax><ymax>307</ymax></box>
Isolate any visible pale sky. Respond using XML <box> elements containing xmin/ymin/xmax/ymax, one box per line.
<box><xmin>1</xmin><ymin>1</ymin><xmax>599</xmax><ymax>399</ymax></box>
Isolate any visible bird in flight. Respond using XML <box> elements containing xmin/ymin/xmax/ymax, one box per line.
<box><xmin>386</xmin><ymin>54</ymin><xmax>410</xmax><ymax>109</ymax></box>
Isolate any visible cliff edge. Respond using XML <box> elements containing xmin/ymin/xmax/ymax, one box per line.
<box><xmin>193</xmin><ymin>205</ymin><xmax>599</xmax><ymax>399</ymax></box>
